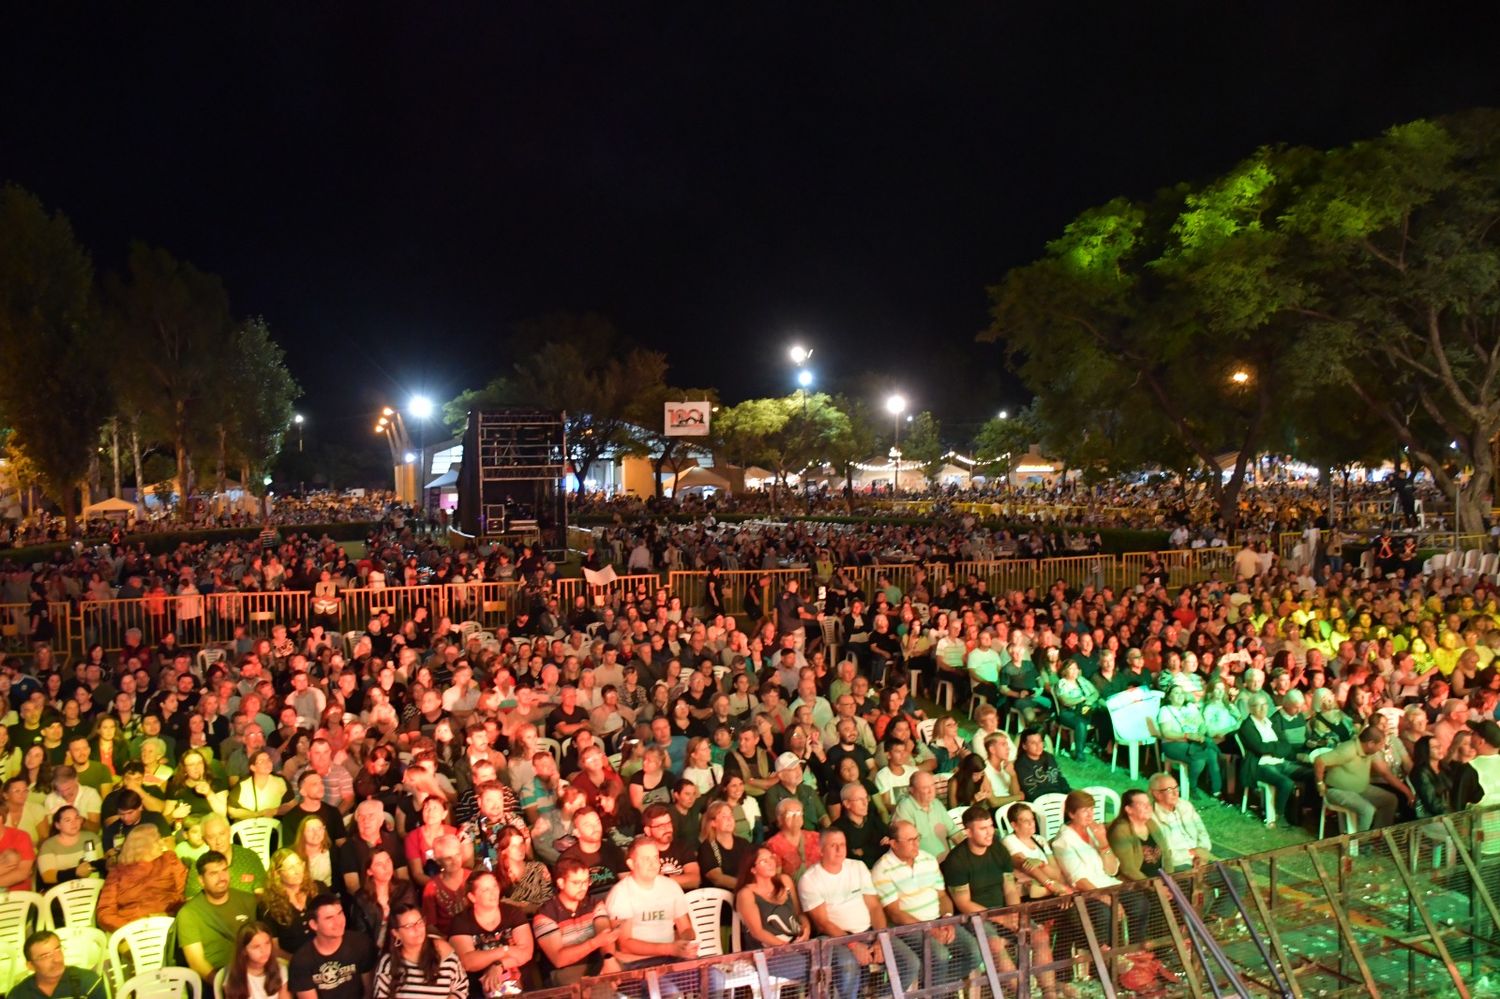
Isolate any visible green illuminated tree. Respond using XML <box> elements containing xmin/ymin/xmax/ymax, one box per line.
<box><xmin>982</xmin><ymin>154</ymin><xmax>1319</xmax><ymax>526</ymax></box>
<box><xmin>717</xmin><ymin>393</ymin><xmax>849</xmax><ymax>509</ymax></box>
<box><xmin>900</xmin><ymin>411</ymin><xmax>946</xmax><ymax>483</ymax></box>
<box><xmin>0</xmin><ymin>185</ymin><xmax>114</xmax><ymax>529</ymax></box>
<box><xmin>824</xmin><ymin>393</ymin><xmax>883</xmax><ymax>509</ymax></box>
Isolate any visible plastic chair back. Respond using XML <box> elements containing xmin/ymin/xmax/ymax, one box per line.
<box><xmin>108</xmin><ymin>916</ymin><xmax>177</xmax><ymax>993</ymax></box>
<box><xmin>118</xmin><ymin>967</ymin><xmax>203</xmax><ymax>999</ymax></box>
<box><xmin>42</xmin><ymin>877</ymin><xmax>103</xmax><ymax>929</ymax></box>
<box><xmin>231</xmin><ymin>817</ymin><xmax>280</xmax><ymax>866</ymax></box>
<box><xmin>0</xmin><ymin>891</ymin><xmax>43</xmax><ymax>991</ymax></box>
<box><xmin>1082</xmin><ymin>785</ymin><xmax>1122</xmax><ymax>824</ymax></box>
<box><xmin>684</xmin><ymin>887</ymin><xmax>738</xmax><ymax>956</ymax></box>
<box><xmin>1031</xmin><ymin>792</ymin><xmax>1069</xmax><ymax>841</ymax></box>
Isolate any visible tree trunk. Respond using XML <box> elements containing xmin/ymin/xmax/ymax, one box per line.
<box><xmin>216</xmin><ymin>423</ymin><xmax>228</xmax><ymax>494</ymax></box>
<box><xmin>110</xmin><ymin>418</ymin><xmax>122</xmax><ymax>499</ymax></box>
<box><xmin>130</xmin><ymin>418</ymin><xmax>144</xmax><ymax>502</ymax></box>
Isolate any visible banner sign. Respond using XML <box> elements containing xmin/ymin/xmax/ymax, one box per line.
<box><xmin>664</xmin><ymin>401</ymin><xmax>711</xmax><ymax>437</ymax></box>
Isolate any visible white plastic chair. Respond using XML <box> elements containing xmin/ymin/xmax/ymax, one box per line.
<box><xmin>1105</xmin><ymin>688</ymin><xmax>1164</xmax><ymax>778</ymax></box>
<box><xmin>915</xmin><ymin>717</ymin><xmax>938</xmax><ymax>744</ymax></box>
<box><xmin>1082</xmin><ymin>785</ymin><xmax>1122</xmax><ymax>824</ymax></box>
<box><xmin>54</xmin><ymin>926</ymin><xmax>108</xmax><ymax>978</ymax></box>
<box><xmin>1461</xmin><ymin>549</ymin><xmax>1482</xmax><ymax>574</ymax></box>
<box><xmin>118</xmin><ymin>967</ymin><xmax>203</xmax><ymax>999</ymax></box>
<box><xmin>684</xmin><ymin>887</ymin><xmax>742</xmax><ymax>956</ymax></box>
<box><xmin>107</xmin><ymin>916</ymin><xmax>177</xmax><ymax>994</ymax></box>
<box><xmin>231</xmin><ymin>816</ymin><xmax>280</xmax><ymax>866</ymax></box>
<box><xmin>456</xmin><ymin>620</ymin><xmax>482</xmax><ymax>638</ymax></box>
<box><xmin>42</xmin><ymin>877</ymin><xmax>104</xmax><ymax>929</ymax></box>
<box><xmin>195</xmin><ymin>648</ymin><xmax>225</xmax><ymax>672</ymax></box>
<box><xmin>1031</xmin><ymin>792</ymin><xmax>1069</xmax><ymax>841</ymax></box>
<box><xmin>0</xmin><ymin>891</ymin><xmax>43</xmax><ymax>992</ymax></box>
<box><xmin>343</xmin><ymin>630</ymin><xmax>365</xmax><ymax>656</ymax></box>
<box><xmin>535</xmin><ymin>738</ymin><xmax>563</xmax><ymax>765</ymax></box>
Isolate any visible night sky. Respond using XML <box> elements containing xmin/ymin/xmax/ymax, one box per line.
<box><xmin>4</xmin><ymin>4</ymin><xmax>1499</xmax><ymax>450</ymax></box>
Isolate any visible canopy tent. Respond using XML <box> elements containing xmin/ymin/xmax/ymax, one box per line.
<box><xmin>425</xmin><ymin>469</ymin><xmax>459</xmax><ymax>490</ymax></box>
<box><xmin>670</xmin><ymin>466</ymin><xmax>732</xmax><ymax>492</ymax></box>
<box><xmin>81</xmin><ymin>497</ymin><xmax>140</xmax><ymax>521</ymax></box>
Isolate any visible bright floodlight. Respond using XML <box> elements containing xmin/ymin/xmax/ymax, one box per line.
<box><xmin>789</xmin><ymin>345</ymin><xmax>810</xmax><ymax>365</ymax></box>
<box><xmin>1231</xmin><ymin>370</ymin><xmax>1250</xmax><ymax>385</ymax></box>
<box><xmin>885</xmin><ymin>394</ymin><xmax>907</xmax><ymax>416</ymax></box>
<box><xmin>404</xmin><ymin>452</ymin><xmax>417</xmax><ymax>463</ymax></box>
<box><xmin>797</xmin><ymin>369</ymin><xmax>814</xmax><ymax>388</ymax></box>
<box><xmin>293</xmin><ymin>413</ymin><xmax>304</xmax><ymax>425</ymax></box>
<box><xmin>381</xmin><ymin>406</ymin><xmax>395</xmax><ymax>416</ymax></box>
<box><xmin>408</xmin><ymin>395</ymin><xmax>434</xmax><ymax>420</ymax></box>
<box><xmin>998</xmin><ymin>409</ymin><xmax>1009</xmax><ymax>420</ymax></box>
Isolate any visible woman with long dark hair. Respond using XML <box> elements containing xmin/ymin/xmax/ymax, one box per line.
<box><xmin>374</xmin><ymin>900</ymin><xmax>468</xmax><ymax>999</ymax></box>
<box><xmin>220</xmin><ymin>920</ymin><xmax>289</xmax><ymax>999</ymax></box>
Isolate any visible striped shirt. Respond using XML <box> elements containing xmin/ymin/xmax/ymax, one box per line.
<box><xmin>373</xmin><ymin>951</ymin><xmax>469</xmax><ymax>999</ymax></box>
<box><xmin>871</xmin><ymin>849</ymin><xmax>945</xmax><ymax>922</ymax></box>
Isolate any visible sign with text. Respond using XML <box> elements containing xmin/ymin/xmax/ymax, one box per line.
<box><xmin>664</xmin><ymin>401</ymin><xmax>711</xmax><ymax>437</ymax></box>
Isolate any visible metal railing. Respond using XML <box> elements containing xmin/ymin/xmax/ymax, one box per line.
<box><xmin>8</xmin><ymin>549</ymin><xmax>1252</xmax><ymax>656</ymax></box>
<box><xmin>531</xmin><ymin>807</ymin><xmax>1500</xmax><ymax>999</ymax></box>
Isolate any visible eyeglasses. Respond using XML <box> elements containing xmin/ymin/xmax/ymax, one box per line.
<box><xmin>396</xmin><ymin>917</ymin><xmax>425</xmax><ymax>931</ymax></box>
<box><xmin>1154</xmin><ymin>785</ymin><xmax>1180</xmax><ymax>794</ymax></box>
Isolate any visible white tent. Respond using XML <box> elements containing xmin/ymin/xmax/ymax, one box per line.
<box><xmin>671</xmin><ymin>466</ymin><xmax>732</xmax><ymax>492</ymax></box>
<box><xmin>82</xmin><ymin>497</ymin><xmax>139</xmax><ymax>521</ymax></box>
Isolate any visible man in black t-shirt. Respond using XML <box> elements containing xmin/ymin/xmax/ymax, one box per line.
<box><xmin>1014</xmin><ymin>729</ymin><xmax>1071</xmax><ymax>800</ymax></box>
<box><xmin>287</xmin><ymin>894</ymin><xmax>376</xmax><ymax>999</ymax></box>
<box><xmin>558</xmin><ymin>807</ymin><xmax>625</xmax><ymax>900</ymax></box>
<box><xmin>642</xmin><ymin>803</ymin><xmax>700</xmax><ymax>890</ymax></box>
<box><xmin>830</xmin><ymin>781</ymin><xmax>889</xmax><ymax>868</ymax></box>
<box><xmin>280</xmin><ymin>770</ymin><xmax>346</xmax><ymax>846</ymax></box>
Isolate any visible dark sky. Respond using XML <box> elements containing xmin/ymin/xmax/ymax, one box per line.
<box><xmin>4</xmin><ymin>3</ymin><xmax>1499</xmax><ymax>449</ymax></box>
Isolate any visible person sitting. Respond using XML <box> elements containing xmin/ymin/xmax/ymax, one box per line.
<box><xmin>531</xmin><ymin>856</ymin><xmax>623</xmax><ymax>987</ymax></box>
<box><xmin>176</xmin><ymin>850</ymin><xmax>260</xmax><ymax>985</ymax></box>
<box><xmin>375</xmin><ymin>901</ymin><xmax>468</xmax><ymax>999</ymax></box>
<box><xmin>1014</xmin><ymin>729</ymin><xmax>1070</xmax><ymax>800</ymax></box>
<box><xmin>1236</xmin><ymin>693</ymin><xmax>1305</xmax><ymax>827</ymax></box>
<box><xmin>217</xmin><ymin>921</ymin><xmax>289</xmax><ymax>999</ymax></box>
<box><xmin>765</xmin><ymin>797</ymin><xmax>821</xmax><ymax>880</ymax></box>
<box><xmin>734</xmin><ymin>845</ymin><xmax>813</xmax><ymax>985</ymax></box>
<box><xmin>1152</xmin><ymin>685</ymin><xmax>1221</xmax><ymax>800</ymax></box>
<box><xmin>96</xmin><ymin>825</ymin><xmax>187</xmax><ymax>931</ymax></box>
<box><xmin>350</xmin><ymin>848</ymin><xmax>418</xmax><ymax>950</ymax></box>
<box><xmin>7</xmin><ymin>930</ymin><xmax>106</xmax><ymax>999</ymax></box>
<box><xmin>35</xmin><ymin>804</ymin><xmax>102</xmax><ymax>886</ymax></box>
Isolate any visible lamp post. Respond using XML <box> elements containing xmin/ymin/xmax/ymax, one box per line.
<box><xmin>886</xmin><ymin>393</ymin><xmax>907</xmax><ymax>495</ymax></box>
<box><xmin>409</xmin><ymin>395</ymin><xmax>434</xmax><ymax>513</ymax></box>
<box><xmin>293</xmin><ymin>413</ymin><xmax>304</xmax><ymax>452</ymax></box>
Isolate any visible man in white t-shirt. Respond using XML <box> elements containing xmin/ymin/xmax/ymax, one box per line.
<box><xmin>798</xmin><ymin>830</ymin><xmax>916</xmax><ymax>999</ymax></box>
<box><xmin>603</xmin><ymin>837</ymin><xmax>696</xmax><ymax>969</ymax></box>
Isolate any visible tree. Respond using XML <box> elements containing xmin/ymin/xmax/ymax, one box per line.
<box><xmin>0</xmin><ymin>185</ymin><xmax>114</xmax><ymax>530</ymax></box>
<box><xmin>972</xmin><ymin>406</ymin><xmax>1041</xmax><ymax>481</ymax></box>
<box><xmin>982</xmin><ymin>152</ymin><xmax>1323</xmax><ymax>527</ymax></box>
<box><xmin>900</xmin><ymin>411</ymin><xmax>945</xmax><ymax>484</ymax></box>
<box><xmin>626</xmin><ymin>385</ymin><xmax>719</xmax><ymax>499</ymax></box>
<box><xmin>824</xmin><ymin>393</ymin><xmax>883</xmax><ymax>509</ymax></box>
<box><xmin>108</xmin><ymin>243</ymin><xmax>233</xmax><ymax>505</ymax></box>
<box><xmin>1279</xmin><ymin>112</ymin><xmax>1500</xmax><ymax>532</ymax></box>
<box><xmin>216</xmin><ymin>318</ymin><xmax>300</xmax><ymax>493</ymax></box>
<box><xmin>443</xmin><ymin>314</ymin><xmax>668</xmax><ymax>493</ymax></box>
<box><xmin>717</xmin><ymin>393</ymin><xmax>849</xmax><ymax>509</ymax></box>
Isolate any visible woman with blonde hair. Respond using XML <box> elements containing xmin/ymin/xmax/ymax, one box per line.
<box><xmin>260</xmin><ymin>847</ymin><xmax>326</xmax><ymax>956</ymax></box>
<box><xmin>96</xmin><ymin>824</ymin><xmax>187</xmax><ymax>931</ymax></box>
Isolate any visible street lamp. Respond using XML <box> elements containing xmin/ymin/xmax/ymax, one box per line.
<box><xmin>789</xmin><ymin>345</ymin><xmax>811</xmax><ymax>366</ymax></box>
<box><xmin>998</xmin><ymin>409</ymin><xmax>1009</xmax><ymax>421</ymax></box>
<box><xmin>886</xmin><ymin>394</ymin><xmax>907</xmax><ymax>494</ymax></box>
<box><xmin>407</xmin><ymin>395</ymin><xmax>434</xmax><ymax>513</ymax></box>
<box><xmin>293</xmin><ymin>413</ymin><xmax>304</xmax><ymax>452</ymax></box>
<box><xmin>797</xmin><ymin>369</ymin><xmax>814</xmax><ymax>389</ymax></box>
<box><xmin>1230</xmin><ymin>370</ymin><xmax>1250</xmax><ymax>385</ymax></box>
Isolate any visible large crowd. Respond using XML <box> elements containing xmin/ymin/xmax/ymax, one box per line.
<box><xmin>2</xmin><ymin>502</ymin><xmax>1499</xmax><ymax>999</ymax></box>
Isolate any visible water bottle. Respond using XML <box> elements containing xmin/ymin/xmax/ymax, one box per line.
<box><xmin>83</xmin><ymin>840</ymin><xmax>97</xmax><ymax>863</ymax></box>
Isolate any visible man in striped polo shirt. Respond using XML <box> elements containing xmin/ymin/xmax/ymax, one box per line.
<box><xmin>531</xmin><ymin>856</ymin><xmax>622</xmax><ymax>987</ymax></box>
<box><xmin>872</xmin><ymin>820</ymin><xmax>981</xmax><ymax>988</ymax></box>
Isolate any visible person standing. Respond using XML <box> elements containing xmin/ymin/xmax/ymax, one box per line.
<box><xmin>288</xmin><ymin>894</ymin><xmax>377</xmax><ymax>999</ymax></box>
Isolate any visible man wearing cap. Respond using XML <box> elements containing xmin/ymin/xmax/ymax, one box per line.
<box><xmin>763</xmin><ymin>752</ymin><xmax>829</xmax><ymax>829</ymax></box>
